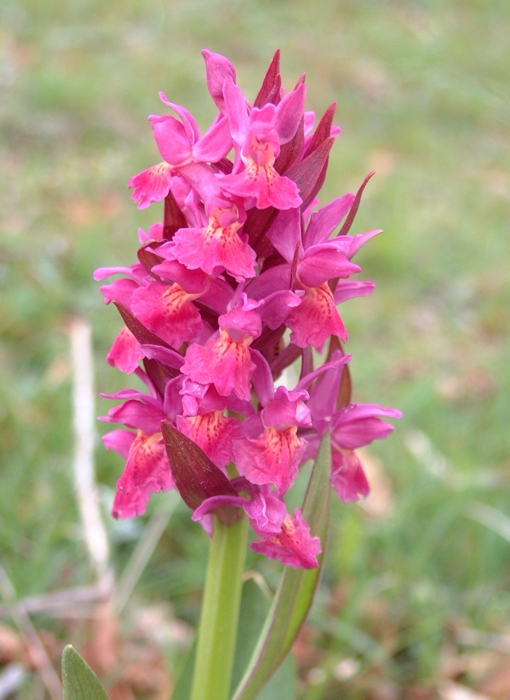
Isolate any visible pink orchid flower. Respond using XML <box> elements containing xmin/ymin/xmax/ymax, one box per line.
<box><xmin>218</xmin><ymin>78</ymin><xmax>306</xmax><ymax>209</ymax></box>
<box><xmin>97</xmin><ymin>49</ymin><xmax>400</xmax><ymax>569</ymax></box>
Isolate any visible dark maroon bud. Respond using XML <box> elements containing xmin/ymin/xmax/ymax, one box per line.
<box><xmin>161</xmin><ymin>421</ymin><xmax>240</xmax><ymax>526</ymax></box>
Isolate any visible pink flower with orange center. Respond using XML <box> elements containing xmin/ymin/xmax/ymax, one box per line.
<box><xmin>251</xmin><ymin>509</ymin><xmax>322</xmax><ymax>569</ymax></box>
<box><xmin>171</xmin><ymin>198</ymin><xmax>256</xmax><ymax>281</ymax></box>
<box><xmin>234</xmin><ymin>424</ymin><xmax>306</xmax><ymax>495</ymax></box>
<box><xmin>286</xmin><ymin>282</ymin><xmax>348</xmax><ymax>350</ymax></box>
<box><xmin>116</xmin><ymin>430</ymin><xmax>174</xmax><ymax>502</ymax></box>
<box><xmin>128</xmin><ymin>162</ymin><xmax>173</xmax><ymax>210</ymax></box>
<box><xmin>182</xmin><ymin>330</ymin><xmax>255</xmax><ymax>402</ymax></box>
<box><xmin>219</xmin><ymin>78</ymin><xmax>305</xmax><ymax>210</ymax></box>
<box><xmin>130</xmin><ymin>280</ymin><xmax>203</xmax><ymax>349</ymax></box>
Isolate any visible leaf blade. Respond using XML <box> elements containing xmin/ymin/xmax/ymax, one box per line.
<box><xmin>232</xmin><ymin>578</ymin><xmax>296</xmax><ymax>700</ymax></box>
<box><xmin>61</xmin><ymin>645</ymin><xmax>109</xmax><ymax>700</ymax></box>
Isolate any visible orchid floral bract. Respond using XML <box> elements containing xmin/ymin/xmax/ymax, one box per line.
<box><xmin>97</xmin><ymin>49</ymin><xmax>401</xmax><ymax>572</ymax></box>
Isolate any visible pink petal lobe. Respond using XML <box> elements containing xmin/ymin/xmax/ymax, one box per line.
<box><xmin>130</xmin><ymin>280</ymin><xmax>202</xmax><ymax>349</ymax></box>
<box><xmin>105</xmin><ymin>399</ymin><xmax>166</xmax><ymax>435</ymax></box>
<box><xmin>99</xmin><ymin>278</ymin><xmax>138</xmax><ymax>307</ymax></box>
<box><xmin>334</xmin><ymin>280</ymin><xmax>376</xmax><ymax>304</ymax></box>
<box><xmin>150</xmin><ymin>114</ymin><xmax>193</xmax><ymax>166</ymax></box>
<box><xmin>157</xmin><ymin>94</ymin><xmax>199</xmax><ymax>142</ymax></box>
<box><xmin>287</xmin><ymin>283</ymin><xmax>347</xmax><ymax>349</ymax></box>
<box><xmin>94</xmin><ymin>266</ymin><xmax>135</xmax><ymax>281</ymax></box>
<box><xmin>220</xmin><ymin>163</ymin><xmax>301</xmax><ymax>210</ymax></box>
<box><xmin>128</xmin><ymin>163</ymin><xmax>173</xmax><ymax>209</ymax></box>
<box><xmin>234</xmin><ymin>425</ymin><xmax>305</xmax><ymax>494</ymax></box>
<box><xmin>303</xmin><ymin>194</ymin><xmax>355</xmax><ymax>248</ymax></box>
<box><xmin>112</xmin><ymin>487</ymin><xmax>150</xmax><ymax>519</ymax></box>
<box><xmin>192</xmin><ymin>116</ymin><xmax>233</xmax><ymax>163</ymax></box>
<box><xmin>117</xmin><ymin>431</ymin><xmax>175</xmax><ymax>495</ymax></box>
<box><xmin>172</xmin><ymin>221</ymin><xmax>256</xmax><ymax>281</ymax></box>
<box><xmin>251</xmin><ymin>509</ymin><xmax>322</xmax><ymax>569</ymax></box>
<box><xmin>273</xmin><ymin>83</ymin><xmax>306</xmax><ymax>143</ymax></box>
<box><xmin>331</xmin><ymin>403</ymin><xmax>401</xmax><ymax>449</ymax></box>
<box><xmin>102</xmin><ymin>429</ymin><xmax>136</xmax><ymax>459</ymax></box>
<box><xmin>259</xmin><ymin>290</ymin><xmax>301</xmax><ymax>330</ymax></box>
<box><xmin>298</xmin><ymin>248</ymin><xmax>361</xmax><ymax>288</ymax></box>
<box><xmin>182</xmin><ymin>331</ymin><xmax>255</xmax><ymax>401</ymax></box>
<box><xmin>244</xmin><ymin>488</ymin><xmax>287</xmax><ymax>537</ymax></box>
<box><xmin>223</xmin><ymin>77</ymin><xmax>250</xmax><ymax>145</ymax></box>
<box><xmin>107</xmin><ymin>326</ymin><xmax>143</xmax><ymax>374</ymax></box>
<box><xmin>176</xmin><ymin>410</ymin><xmax>242</xmax><ymax>469</ymax></box>
<box><xmin>266</xmin><ymin>207</ymin><xmax>302</xmax><ymax>263</ymax></box>
<box><xmin>261</xmin><ymin>386</ymin><xmax>311</xmax><ymax>429</ymax></box>
<box><xmin>330</xmin><ymin>448</ymin><xmax>369</xmax><ymax>502</ymax></box>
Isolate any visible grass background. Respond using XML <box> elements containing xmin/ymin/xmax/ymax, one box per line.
<box><xmin>1</xmin><ymin>0</ymin><xmax>509</xmax><ymax>698</ymax></box>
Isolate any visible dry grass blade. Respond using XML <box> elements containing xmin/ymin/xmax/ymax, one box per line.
<box><xmin>0</xmin><ymin>567</ymin><xmax>62</xmax><ymax>700</ymax></box>
<box><xmin>115</xmin><ymin>497</ymin><xmax>178</xmax><ymax>614</ymax></box>
<box><xmin>69</xmin><ymin>318</ymin><xmax>111</xmax><ymax>586</ymax></box>
<box><xmin>0</xmin><ymin>663</ymin><xmax>26</xmax><ymax>700</ymax></box>
<box><xmin>467</xmin><ymin>501</ymin><xmax>510</xmax><ymax>543</ymax></box>
<box><xmin>0</xmin><ymin>582</ymin><xmax>111</xmax><ymax>619</ymax></box>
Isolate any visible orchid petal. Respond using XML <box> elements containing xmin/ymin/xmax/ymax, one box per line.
<box><xmin>251</xmin><ymin>508</ymin><xmax>321</xmax><ymax>569</ymax></box>
<box><xmin>259</xmin><ymin>289</ymin><xmax>301</xmax><ymax>329</ymax></box>
<box><xmin>130</xmin><ymin>280</ymin><xmax>203</xmax><ymax>349</ymax></box>
<box><xmin>102</xmin><ymin>429</ymin><xmax>136</xmax><ymax>459</ymax></box>
<box><xmin>107</xmin><ymin>326</ymin><xmax>143</xmax><ymax>374</ymax></box>
<box><xmin>158</xmin><ymin>93</ymin><xmax>200</xmax><ymax>142</ymax></box>
<box><xmin>176</xmin><ymin>410</ymin><xmax>242</xmax><ymax>468</ymax></box>
<box><xmin>117</xmin><ymin>431</ymin><xmax>174</xmax><ymax>496</ymax></box>
<box><xmin>223</xmin><ymin>77</ymin><xmax>250</xmax><ymax>145</ymax></box>
<box><xmin>303</xmin><ymin>194</ymin><xmax>355</xmax><ymax>248</ymax></box>
<box><xmin>298</xmin><ymin>247</ymin><xmax>361</xmax><ymax>287</ymax></box>
<box><xmin>287</xmin><ymin>283</ymin><xmax>348</xmax><ymax>349</ymax></box>
<box><xmin>202</xmin><ymin>49</ymin><xmax>237</xmax><ymax>113</ymax></box>
<box><xmin>266</xmin><ymin>207</ymin><xmax>302</xmax><ymax>263</ymax></box>
<box><xmin>334</xmin><ymin>280</ymin><xmax>376</xmax><ymax>304</ymax></box>
<box><xmin>192</xmin><ymin>115</ymin><xmax>233</xmax><ymax>163</ymax></box>
<box><xmin>105</xmin><ymin>398</ymin><xmax>166</xmax><ymax>434</ymax></box>
<box><xmin>233</xmin><ymin>425</ymin><xmax>306</xmax><ymax>494</ymax></box>
<box><xmin>128</xmin><ymin>162</ymin><xmax>173</xmax><ymax>209</ymax></box>
<box><xmin>273</xmin><ymin>83</ymin><xmax>306</xmax><ymax>144</ymax></box>
<box><xmin>112</xmin><ymin>487</ymin><xmax>150</xmax><ymax>519</ymax></box>
<box><xmin>331</xmin><ymin>448</ymin><xmax>369</xmax><ymax>502</ymax></box>
<box><xmin>182</xmin><ymin>332</ymin><xmax>256</xmax><ymax>401</ymax></box>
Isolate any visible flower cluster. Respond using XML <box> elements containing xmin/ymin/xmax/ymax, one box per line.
<box><xmin>97</xmin><ymin>50</ymin><xmax>401</xmax><ymax>569</ymax></box>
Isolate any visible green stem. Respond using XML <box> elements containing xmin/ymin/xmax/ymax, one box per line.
<box><xmin>191</xmin><ymin>514</ymin><xmax>248</xmax><ymax>700</ymax></box>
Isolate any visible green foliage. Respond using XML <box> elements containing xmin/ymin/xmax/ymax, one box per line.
<box><xmin>172</xmin><ymin>582</ymin><xmax>297</xmax><ymax>700</ymax></box>
<box><xmin>237</xmin><ymin>580</ymin><xmax>297</xmax><ymax>700</ymax></box>
<box><xmin>61</xmin><ymin>646</ymin><xmax>109</xmax><ymax>700</ymax></box>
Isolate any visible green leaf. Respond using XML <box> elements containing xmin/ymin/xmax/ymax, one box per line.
<box><xmin>231</xmin><ymin>578</ymin><xmax>296</xmax><ymax>700</ymax></box>
<box><xmin>256</xmin><ymin>655</ymin><xmax>296</xmax><ymax>700</ymax></box>
<box><xmin>232</xmin><ymin>432</ymin><xmax>331</xmax><ymax>700</ymax></box>
<box><xmin>231</xmin><ymin>578</ymin><xmax>271</xmax><ymax>692</ymax></box>
<box><xmin>171</xmin><ymin>639</ymin><xmax>196</xmax><ymax>700</ymax></box>
<box><xmin>61</xmin><ymin>645</ymin><xmax>109</xmax><ymax>700</ymax></box>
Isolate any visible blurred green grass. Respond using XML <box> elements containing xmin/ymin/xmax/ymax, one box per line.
<box><xmin>1</xmin><ymin>0</ymin><xmax>509</xmax><ymax>697</ymax></box>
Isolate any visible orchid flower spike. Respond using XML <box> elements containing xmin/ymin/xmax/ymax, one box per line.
<box><xmin>98</xmin><ymin>49</ymin><xmax>400</xmax><ymax>570</ymax></box>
